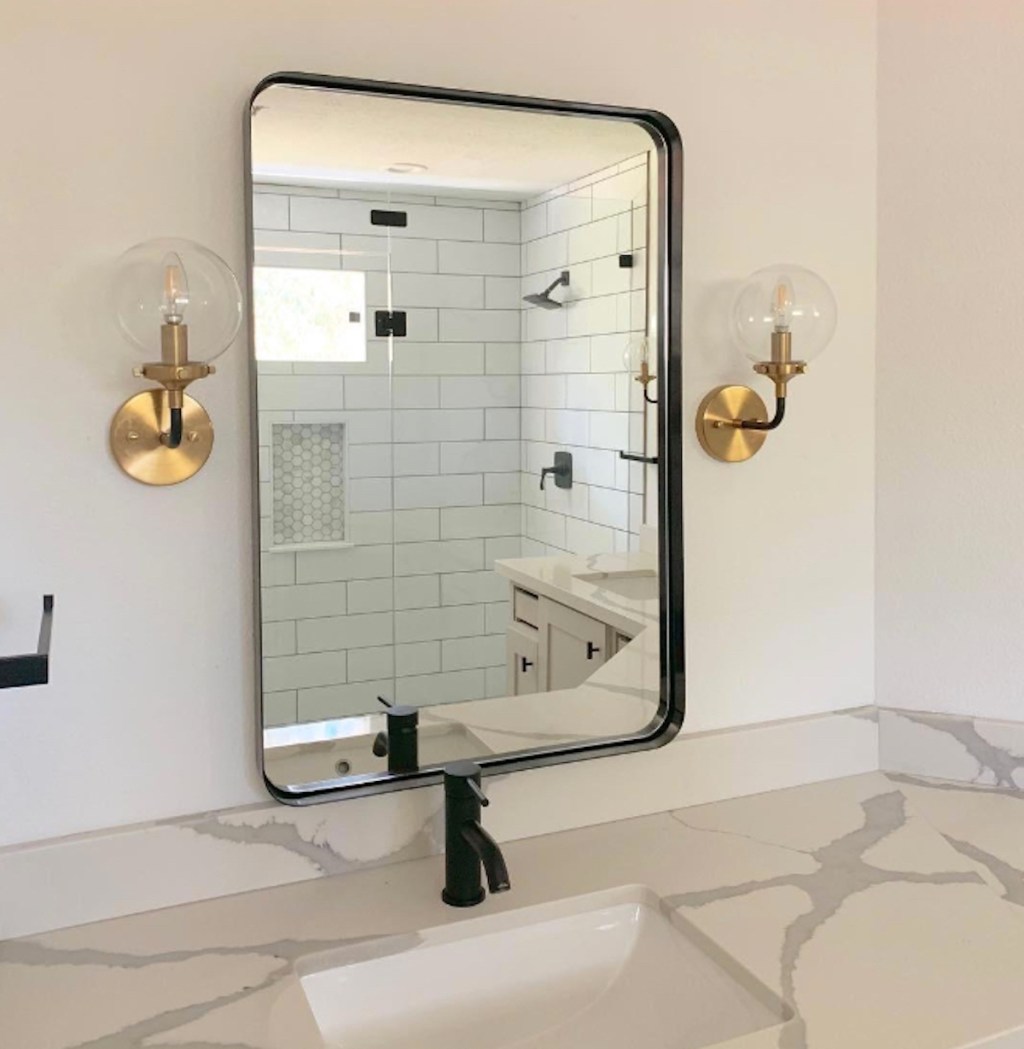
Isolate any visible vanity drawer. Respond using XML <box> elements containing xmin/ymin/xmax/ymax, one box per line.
<box><xmin>512</xmin><ymin>587</ymin><xmax>540</xmax><ymax>629</ymax></box>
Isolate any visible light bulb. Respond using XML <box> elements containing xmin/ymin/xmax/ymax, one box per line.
<box><xmin>160</xmin><ymin>253</ymin><xmax>189</xmax><ymax>324</ymax></box>
<box><xmin>113</xmin><ymin>238</ymin><xmax>242</xmax><ymax>360</ymax></box>
<box><xmin>731</xmin><ymin>264</ymin><xmax>837</xmax><ymax>363</ymax></box>
<box><xmin>622</xmin><ymin>334</ymin><xmax>650</xmax><ymax>373</ymax></box>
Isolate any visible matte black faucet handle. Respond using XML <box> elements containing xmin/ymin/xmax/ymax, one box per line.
<box><xmin>443</xmin><ymin>760</ymin><xmax>489</xmax><ymax>805</ymax></box>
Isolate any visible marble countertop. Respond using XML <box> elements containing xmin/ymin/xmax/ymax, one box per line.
<box><xmin>6</xmin><ymin>771</ymin><xmax>1024</xmax><ymax>1048</ymax></box>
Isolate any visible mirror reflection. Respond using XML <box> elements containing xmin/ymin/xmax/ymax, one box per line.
<box><xmin>250</xmin><ymin>84</ymin><xmax>665</xmax><ymax>794</ymax></box>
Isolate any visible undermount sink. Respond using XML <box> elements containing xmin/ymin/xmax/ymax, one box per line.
<box><xmin>294</xmin><ymin>886</ymin><xmax>786</xmax><ymax>1049</ymax></box>
<box><xmin>575</xmin><ymin>568</ymin><xmax>659</xmax><ymax>601</ymax></box>
<box><xmin>264</xmin><ymin>720</ymin><xmax>491</xmax><ymax>789</ymax></box>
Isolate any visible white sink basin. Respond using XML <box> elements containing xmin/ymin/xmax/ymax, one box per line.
<box><xmin>575</xmin><ymin>568</ymin><xmax>659</xmax><ymax>601</ymax></box>
<box><xmin>294</xmin><ymin>886</ymin><xmax>785</xmax><ymax>1049</ymax></box>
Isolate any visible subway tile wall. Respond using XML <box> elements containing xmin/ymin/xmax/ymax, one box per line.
<box><xmin>518</xmin><ymin>155</ymin><xmax>649</xmax><ymax>558</ymax></box>
<box><xmin>253</xmin><ymin>158</ymin><xmax>650</xmax><ymax>728</ymax></box>
<box><xmin>254</xmin><ymin>187</ymin><xmax>521</xmax><ymax>726</ymax></box>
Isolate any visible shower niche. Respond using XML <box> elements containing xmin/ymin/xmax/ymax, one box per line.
<box><xmin>247</xmin><ymin>75</ymin><xmax>683</xmax><ymax>800</ymax></box>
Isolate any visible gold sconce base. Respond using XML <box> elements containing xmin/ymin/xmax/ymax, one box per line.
<box><xmin>110</xmin><ymin>390</ymin><xmax>213</xmax><ymax>485</ymax></box>
<box><xmin>695</xmin><ymin>385</ymin><xmax>768</xmax><ymax>463</ymax></box>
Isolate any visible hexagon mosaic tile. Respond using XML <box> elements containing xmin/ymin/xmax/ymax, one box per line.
<box><xmin>271</xmin><ymin>422</ymin><xmax>346</xmax><ymax>547</ymax></box>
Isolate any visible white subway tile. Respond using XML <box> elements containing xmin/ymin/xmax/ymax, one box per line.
<box><xmin>440</xmin><ymin>570</ymin><xmax>511</xmax><ymax>606</ymax></box>
<box><xmin>435</xmin><ymin>195</ymin><xmax>517</xmax><ymax>210</ymax></box>
<box><xmin>525</xmin><ymin>302</ymin><xmax>568</xmax><ymax>342</ymax></box>
<box><xmin>297</xmin><ymin>680</ymin><xmax>390</xmax><ymax>721</ymax></box>
<box><xmin>439</xmin><ymin>375</ymin><xmax>519</xmax><ymax>409</ymax></box>
<box><xmin>263</xmin><ymin>690</ymin><xmax>298</xmax><ymax>727</ymax></box>
<box><xmin>348</xmin><ymin>444</ymin><xmax>392</xmax><ymax>478</ymax></box>
<box><xmin>440</xmin><ymin>309</ymin><xmax>519</xmax><ymax>343</ymax></box>
<box><xmin>567</xmin><ymin>373</ymin><xmax>617</xmax><ymax>411</ymax></box>
<box><xmin>404</xmin><ymin>203</ymin><xmax>483</xmax><ymax>241</ymax></box>
<box><xmin>485</xmin><ymin>407</ymin><xmax>520</xmax><ymax>439</ymax></box>
<box><xmin>521</xmin><ymin>407</ymin><xmax>546</xmax><ymax>440</ymax></box>
<box><xmin>392</xmin><ymin>272</ymin><xmax>484</xmax><ymax>309</ymax></box>
<box><xmin>565</xmin><ymin>517</ymin><xmax>617</xmax><ymax>556</ymax></box>
<box><xmin>297</xmin><ymin>611</ymin><xmax>394</xmax><ymax>653</ymax></box>
<box><xmin>484</xmin><ymin>277</ymin><xmax>521</xmax><ymax>310</ymax></box>
<box><xmin>342</xmin><ymin>233</ymin><xmax>437</xmax><ymax>273</ymax></box>
<box><xmin>392</xmin><ymin>377</ymin><xmax>439</xmax><ymax>409</ymax></box>
<box><xmin>393</xmin><ymin>409</ymin><xmax>483</xmax><ymax>442</ymax></box>
<box><xmin>253</xmin><ymin>193</ymin><xmax>289</xmax><ymax>229</ymax></box>
<box><xmin>347</xmin><ymin>645</ymin><xmax>395</xmax><ymax>682</ymax></box>
<box><xmin>484</xmin><ymin>472</ymin><xmax>521</xmax><ymax>504</ymax></box>
<box><xmin>394</xmin><ymin>509</ymin><xmax>440</xmax><ymax>542</ymax></box>
<box><xmin>261</xmin><ymin>551</ymin><xmax>295</xmax><ymax>586</ymax></box>
<box><xmin>526</xmin><ymin>231</ymin><xmax>568</xmax><ymax>274</ymax></box>
<box><xmin>588</xmin><ymin>486</ymin><xmax>630</xmax><ymax>530</ymax></box>
<box><xmin>440</xmin><ymin>504</ymin><xmax>520</xmax><ymax>539</ymax></box>
<box><xmin>588</xmin><ymin>411</ymin><xmax>630</xmax><ymax>451</ymax></box>
<box><xmin>548</xmin><ymin>189</ymin><xmax>592</xmax><ymax>234</ymax></box>
<box><xmin>484</xmin><ymin>601</ymin><xmax>511</xmax><ymax>634</ymax></box>
<box><xmin>395</xmin><ymin>641</ymin><xmax>441</xmax><ymax>677</ymax></box>
<box><xmin>523</xmin><ymin>374</ymin><xmax>567</xmax><ymax>409</ymax></box>
<box><xmin>439</xmin><ymin>241</ymin><xmax>519</xmax><ymax>277</ymax></box>
<box><xmin>264</xmin><ymin>650</ymin><xmax>347</xmax><ymax>691</ymax></box>
<box><xmin>521</xmin><ymin>343</ymin><xmax>546</xmax><ymax>374</ymax></box>
<box><xmin>394</xmin><ymin>443</ymin><xmax>440</xmax><ymax>476</ymax></box>
<box><xmin>483</xmin><ymin>210</ymin><xmax>520</xmax><ymax>243</ymax></box>
<box><xmin>546</xmin><ymin>409</ymin><xmax>589</xmax><ymax>445</ymax></box>
<box><xmin>348</xmin><ymin>511</ymin><xmax>394</xmax><ymax>545</ymax></box>
<box><xmin>590</xmin><ymin>254</ymin><xmax>633</xmax><ymax>296</ymax></box>
<box><xmin>394</xmin><ymin>475</ymin><xmax>482</xmax><ymax>509</ymax></box>
<box><xmin>525</xmin><ymin>506</ymin><xmax>567</xmax><ymax>548</ymax></box>
<box><xmin>347</xmin><ymin>578</ymin><xmax>394</xmax><ymax>614</ymax></box>
<box><xmin>348</xmin><ymin>477</ymin><xmax>393</xmax><ymax>512</ymax></box>
<box><xmin>442</xmin><ymin>634</ymin><xmax>506</xmax><ymax>671</ymax></box>
<box><xmin>395</xmin><ymin>669</ymin><xmax>487</xmax><ymax>705</ymax></box>
<box><xmin>255</xmin><ymin>230</ymin><xmax>341</xmax><ymax>269</ymax></box>
<box><xmin>591</xmin><ymin>166</ymin><xmax>647</xmax><ymax>219</ymax></box>
<box><xmin>568</xmin><ymin>215</ymin><xmax>620</xmax><ymax>264</ymax></box>
<box><xmin>296</xmin><ymin>544</ymin><xmax>393</xmax><ymax>583</ymax></box>
<box><xmin>485</xmin><ymin>343</ymin><xmax>521</xmax><ymax>374</ymax></box>
<box><xmin>257</xmin><ymin>375</ymin><xmax>343</xmax><ymax>411</ymax></box>
<box><xmin>394</xmin><ymin>575</ymin><xmax>440</xmax><ymax>610</ymax></box>
<box><xmin>440</xmin><ymin>440</ymin><xmax>519</xmax><ymax>473</ymax></box>
<box><xmin>290</xmin><ymin>197</ymin><xmax>379</xmax><ymax>236</ymax></box>
<box><xmin>395</xmin><ymin>605</ymin><xmax>487</xmax><ymax>643</ymax></box>
<box><xmin>485</xmin><ymin>537</ymin><xmax>522</xmax><ymax>566</ymax></box>
<box><xmin>521</xmin><ymin>203</ymin><xmax>548</xmax><ymax>242</ymax></box>
<box><xmin>545</xmin><ymin>337</ymin><xmax>591</xmax><ymax>373</ymax></box>
<box><xmin>392</xmin><ymin>342</ymin><xmax>485</xmax><ymax>375</ymax></box>
<box><xmin>589</xmin><ymin>334</ymin><xmax>628</xmax><ymax>372</ymax></box>
<box><xmin>567</xmin><ymin>295</ymin><xmax>620</xmax><ymax>338</ymax></box>
<box><xmin>486</xmin><ymin>666</ymin><xmax>507</xmax><ymax>699</ymax></box>
<box><xmin>262</xmin><ymin>582</ymin><xmax>348</xmax><ymax>622</ymax></box>
<box><xmin>546</xmin><ymin>478</ymin><xmax>589</xmax><ymax>520</ymax></box>
<box><xmin>262</xmin><ymin>621</ymin><xmax>296</xmax><ymax>658</ymax></box>
<box><xmin>394</xmin><ymin>539</ymin><xmax>484</xmax><ymax>575</ymax></box>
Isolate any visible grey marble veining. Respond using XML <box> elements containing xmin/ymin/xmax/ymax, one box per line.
<box><xmin>6</xmin><ymin>772</ymin><xmax>1024</xmax><ymax>1049</ymax></box>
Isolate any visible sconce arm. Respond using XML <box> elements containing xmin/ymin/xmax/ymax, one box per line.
<box><xmin>738</xmin><ymin>394</ymin><xmax>786</xmax><ymax>431</ymax></box>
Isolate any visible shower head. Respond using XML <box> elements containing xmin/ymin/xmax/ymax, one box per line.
<box><xmin>523</xmin><ymin>270</ymin><xmax>570</xmax><ymax>310</ymax></box>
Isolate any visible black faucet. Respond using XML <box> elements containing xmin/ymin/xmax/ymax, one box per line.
<box><xmin>539</xmin><ymin>449</ymin><xmax>573</xmax><ymax>491</ymax></box>
<box><xmin>372</xmin><ymin>702</ymin><xmax>419</xmax><ymax>774</ymax></box>
<box><xmin>442</xmin><ymin>761</ymin><xmax>510</xmax><ymax>907</ymax></box>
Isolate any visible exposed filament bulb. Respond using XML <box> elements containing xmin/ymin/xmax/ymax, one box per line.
<box><xmin>161</xmin><ymin>253</ymin><xmax>189</xmax><ymax>325</ymax></box>
<box><xmin>771</xmin><ymin>276</ymin><xmax>794</xmax><ymax>332</ymax></box>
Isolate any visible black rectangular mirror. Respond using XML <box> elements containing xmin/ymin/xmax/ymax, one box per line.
<box><xmin>245</xmin><ymin>75</ymin><xmax>683</xmax><ymax>801</ymax></box>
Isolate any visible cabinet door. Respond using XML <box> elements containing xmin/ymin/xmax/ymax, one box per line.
<box><xmin>506</xmin><ymin>623</ymin><xmax>540</xmax><ymax>696</ymax></box>
<box><xmin>540</xmin><ymin>600</ymin><xmax>610</xmax><ymax>692</ymax></box>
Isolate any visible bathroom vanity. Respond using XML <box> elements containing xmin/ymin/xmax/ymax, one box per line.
<box><xmin>7</xmin><ymin>772</ymin><xmax>1024</xmax><ymax>1049</ymax></box>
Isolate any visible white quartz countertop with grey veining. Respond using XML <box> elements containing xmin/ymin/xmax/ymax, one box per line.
<box><xmin>6</xmin><ymin>771</ymin><xmax>1024</xmax><ymax>1049</ymax></box>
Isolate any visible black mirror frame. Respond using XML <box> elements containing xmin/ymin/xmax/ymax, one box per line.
<box><xmin>245</xmin><ymin>73</ymin><xmax>684</xmax><ymax>804</ymax></box>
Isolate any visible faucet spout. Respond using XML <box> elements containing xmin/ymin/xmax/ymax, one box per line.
<box><xmin>461</xmin><ymin>820</ymin><xmax>510</xmax><ymax>894</ymax></box>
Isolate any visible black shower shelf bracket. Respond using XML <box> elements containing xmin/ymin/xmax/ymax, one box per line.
<box><xmin>618</xmin><ymin>450</ymin><xmax>659</xmax><ymax>465</ymax></box>
<box><xmin>0</xmin><ymin>595</ymin><xmax>54</xmax><ymax>689</ymax></box>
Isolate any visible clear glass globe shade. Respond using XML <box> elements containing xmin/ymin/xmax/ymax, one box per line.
<box><xmin>112</xmin><ymin>238</ymin><xmax>242</xmax><ymax>360</ymax></box>
<box><xmin>731</xmin><ymin>264</ymin><xmax>837</xmax><ymax>363</ymax></box>
<box><xmin>622</xmin><ymin>334</ymin><xmax>650</xmax><ymax>373</ymax></box>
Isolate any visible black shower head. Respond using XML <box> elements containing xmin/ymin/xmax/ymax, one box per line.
<box><xmin>523</xmin><ymin>270</ymin><xmax>570</xmax><ymax>310</ymax></box>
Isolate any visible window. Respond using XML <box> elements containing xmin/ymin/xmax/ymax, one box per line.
<box><xmin>253</xmin><ymin>267</ymin><xmax>367</xmax><ymax>363</ymax></box>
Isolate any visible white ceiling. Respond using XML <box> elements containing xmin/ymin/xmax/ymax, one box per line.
<box><xmin>251</xmin><ymin>85</ymin><xmax>653</xmax><ymax>199</ymax></box>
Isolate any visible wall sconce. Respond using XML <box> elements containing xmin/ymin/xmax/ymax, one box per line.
<box><xmin>109</xmin><ymin>238</ymin><xmax>242</xmax><ymax>485</ymax></box>
<box><xmin>696</xmin><ymin>264</ymin><xmax>837</xmax><ymax>462</ymax></box>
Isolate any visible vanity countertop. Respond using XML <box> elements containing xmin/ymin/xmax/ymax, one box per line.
<box><xmin>5</xmin><ymin>771</ymin><xmax>1024</xmax><ymax>1049</ymax></box>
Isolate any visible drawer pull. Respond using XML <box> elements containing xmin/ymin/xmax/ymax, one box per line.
<box><xmin>587</xmin><ymin>641</ymin><xmax>601</xmax><ymax>660</ymax></box>
<box><xmin>520</xmin><ymin>656</ymin><xmax>534</xmax><ymax>672</ymax></box>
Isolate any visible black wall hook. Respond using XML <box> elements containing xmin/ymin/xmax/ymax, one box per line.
<box><xmin>0</xmin><ymin>595</ymin><xmax>54</xmax><ymax>689</ymax></box>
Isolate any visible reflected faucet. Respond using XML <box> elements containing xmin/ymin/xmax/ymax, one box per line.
<box><xmin>372</xmin><ymin>699</ymin><xmax>420</xmax><ymax>774</ymax></box>
<box><xmin>442</xmin><ymin>761</ymin><xmax>510</xmax><ymax>907</ymax></box>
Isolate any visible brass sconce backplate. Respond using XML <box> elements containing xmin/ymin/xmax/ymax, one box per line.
<box><xmin>110</xmin><ymin>390</ymin><xmax>213</xmax><ymax>485</ymax></box>
<box><xmin>695</xmin><ymin>385</ymin><xmax>768</xmax><ymax>463</ymax></box>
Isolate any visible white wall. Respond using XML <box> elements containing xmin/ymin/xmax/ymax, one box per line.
<box><xmin>877</xmin><ymin>1</ymin><xmax>1024</xmax><ymax>721</ymax></box>
<box><xmin>0</xmin><ymin>0</ymin><xmax>877</xmax><ymax>848</ymax></box>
